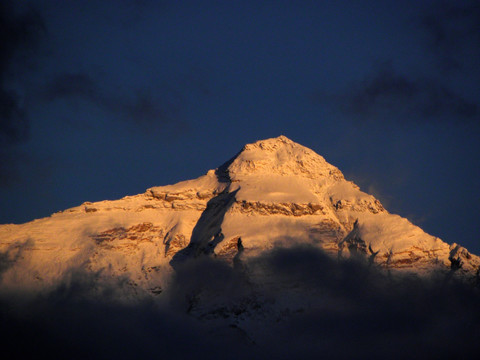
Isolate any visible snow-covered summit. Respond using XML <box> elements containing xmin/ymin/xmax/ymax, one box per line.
<box><xmin>0</xmin><ymin>136</ymin><xmax>479</xmax><ymax>299</ymax></box>
<box><xmin>222</xmin><ymin>135</ymin><xmax>344</xmax><ymax>181</ymax></box>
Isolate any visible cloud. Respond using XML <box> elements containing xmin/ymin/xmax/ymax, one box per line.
<box><xmin>0</xmin><ymin>89</ymin><xmax>29</xmax><ymax>145</ymax></box>
<box><xmin>243</xmin><ymin>245</ymin><xmax>480</xmax><ymax>359</ymax></box>
<box><xmin>0</xmin><ymin>1</ymin><xmax>45</xmax><ymax>144</ymax></box>
<box><xmin>420</xmin><ymin>0</ymin><xmax>480</xmax><ymax>71</ymax></box>
<box><xmin>0</xmin><ymin>1</ymin><xmax>46</xmax><ymax>186</ymax></box>
<box><xmin>0</xmin><ymin>239</ymin><xmax>33</xmax><ymax>279</ymax></box>
<box><xmin>334</xmin><ymin>62</ymin><xmax>478</xmax><ymax>124</ymax></box>
<box><xmin>42</xmin><ymin>72</ymin><xmax>185</xmax><ymax>131</ymax></box>
<box><xmin>44</xmin><ymin>73</ymin><xmax>97</xmax><ymax>101</ymax></box>
<box><xmin>323</xmin><ymin>2</ymin><xmax>480</xmax><ymax>127</ymax></box>
<box><xmin>0</xmin><ymin>261</ymin><xmax>254</xmax><ymax>359</ymax></box>
<box><xmin>1</xmin><ymin>244</ymin><xmax>479</xmax><ymax>359</ymax></box>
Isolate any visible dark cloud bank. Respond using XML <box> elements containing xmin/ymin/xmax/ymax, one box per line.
<box><xmin>1</xmin><ymin>245</ymin><xmax>479</xmax><ymax>359</ymax></box>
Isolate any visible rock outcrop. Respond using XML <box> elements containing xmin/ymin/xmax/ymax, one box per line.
<box><xmin>1</xmin><ymin>135</ymin><xmax>478</xmax><ymax>299</ymax></box>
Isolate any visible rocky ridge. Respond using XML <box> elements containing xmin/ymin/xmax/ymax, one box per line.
<box><xmin>0</xmin><ymin>135</ymin><xmax>479</xmax><ymax>299</ymax></box>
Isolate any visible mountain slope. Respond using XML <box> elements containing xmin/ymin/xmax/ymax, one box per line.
<box><xmin>0</xmin><ymin>136</ymin><xmax>478</xmax><ymax>298</ymax></box>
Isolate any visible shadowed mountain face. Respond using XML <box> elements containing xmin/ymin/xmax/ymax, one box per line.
<box><xmin>170</xmin><ymin>188</ymin><xmax>239</xmax><ymax>268</ymax></box>
<box><xmin>1</xmin><ymin>136</ymin><xmax>479</xmax><ymax>358</ymax></box>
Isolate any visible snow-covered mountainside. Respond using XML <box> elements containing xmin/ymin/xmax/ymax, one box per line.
<box><xmin>0</xmin><ymin>136</ymin><xmax>479</xmax><ymax>298</ymax></box>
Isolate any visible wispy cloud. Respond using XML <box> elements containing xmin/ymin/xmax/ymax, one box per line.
<box><xmin>42</xmin><ymin>72</ymin><xmax>184</xmax><ymax>130</ymax></box>
<box><xmin>0</xmin><ymin>1</ymin><xmax>46</xmax><ymax>186</ymax></box>
<box><xmin>338</xmin><ymin>62</ymin><xmax>478</xmax><ymax>123</ymax></box>
<box><xmin>420</xmin><ymin>0</ymin><xmax>480</xmax><ymax>71</ymax></box>
<box><xmin>320</xmin><ymin>2</ymin><xmax>480</xmax><ymax>127</ymax></box>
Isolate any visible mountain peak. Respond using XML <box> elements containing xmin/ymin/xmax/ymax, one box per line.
<box><xmin>244</xmin><ymin>135</ymin><xmax>293</xmax><ymax>147</ymax></box>
<box><xmin>2</xmin><ymin>134</ymin><xmax>479</xmax><ymax>311</ymax></box>
<box><xmin>226</xmin><ymin>136</ymin><xmax>344</xmax><ymax>181</ymax></box>
<box><xmin>242</xmin><ymin>135</ymin><xmax>298</xmax><ymax>151</ymax></box>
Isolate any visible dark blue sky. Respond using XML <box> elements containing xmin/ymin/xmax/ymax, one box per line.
<box><xmin>1</xmin><ymin>0</ymin><xmax>479</xmax><ymax>253</ymax></box>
